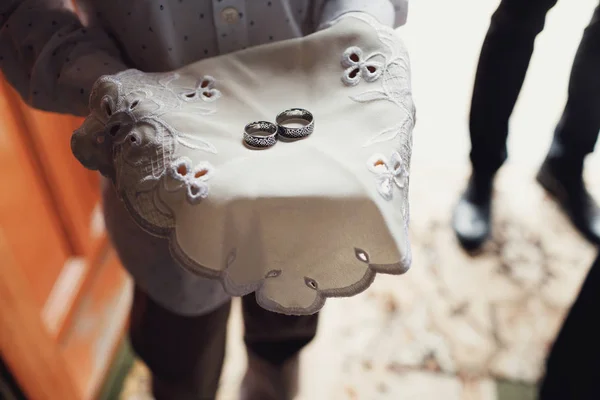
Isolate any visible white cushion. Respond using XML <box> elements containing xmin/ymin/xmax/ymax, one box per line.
<box><xmin>71</xmin><ymin>13</ymin><xmax>415</xmax><ymax>315</ymax></box>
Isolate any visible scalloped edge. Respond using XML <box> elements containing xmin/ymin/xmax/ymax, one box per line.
<box><xmin>120</xmin><ymin>191</ymin><xmax>411</xmax><ymax>315</ymax></box>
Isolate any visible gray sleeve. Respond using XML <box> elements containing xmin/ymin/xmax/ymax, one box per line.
<box><xmin>391</xmin><ymin>0</ymin><xmax>409</xmax><ymax>27</ymax></box>
<box><xmin>0</xmin><ymin>0</ymin><xmax>128</xmax><ymax>116</ymax></box>
<box><xmin>317</xmin><ymin>0</ymin><xmax>408</xmax><ymax>29</ymax></box>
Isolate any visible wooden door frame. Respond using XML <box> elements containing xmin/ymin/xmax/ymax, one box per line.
<box><xmin>0</xmin><ymin>230</ymin><xmax>80</xmax><ymax>400</ymax></box>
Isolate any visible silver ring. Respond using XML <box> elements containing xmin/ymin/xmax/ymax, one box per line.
<box><xmin>243</xmin><ymin>121</ymin><xmax>278</xmax><ymax>149</ymax></box>
<box><xmin>276</xmin><ymin>108</ymin><xmax>314</xmax><ymax>139</ymax></box>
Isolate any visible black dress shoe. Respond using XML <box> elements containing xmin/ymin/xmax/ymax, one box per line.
<box><xmin>536</xmin><ymin>158</ymin><xmax>600</xmax><ymax>245</ymax></box>
<box><xmin>452</xmin><ymin>172</ymin><xmax>494</xmax><ymax>251</ymax></box>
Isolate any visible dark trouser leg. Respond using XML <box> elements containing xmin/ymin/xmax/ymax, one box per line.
<box><xmin>469</xmin><ymin>0</ymin><xmax>558</xmax><ymax>174</ymax></box>
<box><xmin>547</xmin><ymin>4</ymin><xmax>600</xmax><ymax>173</ymax></box>
<box><xmin>538</xmin><ymin>252</ymin><xmax>600</xmax><ymax>400</ymax></box>
<box><xmin>240</xmin><ymin>295</ymin><xmax>319</xmax><ymax>399</ymax></box>
<box><xmin>536</xmin><ymin>4</ymin><xmax>600</xmax><ymax>244</ymax></box>
<box><xmin>242</xmin><ymin>295</ymin><xmax>319</xmax><ymax>364</ymax></box>
<box><xmin>129</xmin><ymin>285</ymin><xmax>231</xmax><ymax>400</ymax></box>
<box><xmin>453</xmin><ymin>0</ymin><xmax>559</xmax><ymax>251</ymax></box>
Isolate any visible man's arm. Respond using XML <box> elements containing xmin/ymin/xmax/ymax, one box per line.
<box><xmin>0</xmin><ymin>0</ymin><xmax>127</xmax><ymax>116</ymax></box>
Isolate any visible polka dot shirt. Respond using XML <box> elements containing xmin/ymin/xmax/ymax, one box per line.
<box><xmin>0</xmin><ymin>0</ymin><xmax>406</xmax><ymax>116</ymax></box>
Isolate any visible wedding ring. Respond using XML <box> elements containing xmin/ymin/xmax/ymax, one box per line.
<box><xmin>276</xmin><ymin>108</ymin><xmax>314</xmax><ymax>139</ymax></box>
<box><xmin>243</xmin><ymin>121</ymin><xmax>278</xmax><ymax>149</ymax></box>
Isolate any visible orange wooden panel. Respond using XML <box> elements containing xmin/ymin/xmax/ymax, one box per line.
<box><xmin>52</xmin><ymin>235</ymin><xmax>109</xmax><ymax>342</ymax></box>
<box><xmin>12</xmin><ymin>89</ymin><xmax>101</xmax><ymax>256</ymax></box>
<box><xmin>0</xmin><ymin>230</ymin><xmax>80</xmax><ymax>400</ymax></box>
<box><xmin>61</xmin><ymin>247</ymin><xmax>132</xmax><ymax>400</ymax></box>
<box><xmin>0</xmin><ymin>79</ymin><xmax>70</xmax><ymax>307</ymax></box>
<box><xmin>66</xmin><ymin>116</ymin><xmax>101</xmax><ymax>190</ymax></box>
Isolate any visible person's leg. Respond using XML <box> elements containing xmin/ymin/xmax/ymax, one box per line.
<box><xmin>240</xmin><ymin>295</ymin><xmax>319</xmax><ymax>400</ymax></box>
<box><xmin>538</xmin><ymin>252</ymin><xmax>600</xmax><ymax>400</ymax></box>
<box><xmin>537</xmin><ymin>3</ymin><xmax>600</xmax><ymax>244</ymax></box>
<box><xmin>129</xmin><ymin>285</ymin><xmax>231</xmax><ymax>400</ymax></box>
<box><xmin>469</xmin><ymin>0</ymin><xmax>558</xmax><ymax>173</ymax></box>
<box><xmin>453</xmin><ymin>0</ymin><xmax>558</xmax><ymax>250</ymax></box>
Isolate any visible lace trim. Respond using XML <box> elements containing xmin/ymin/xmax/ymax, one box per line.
<box><xmin>340</xmin><ymin>14</ymin><xmax>415</xmax><ymax>148</ymax></box>
<box><xmin>340</xmin><ymin>13</ymin><xmax>414</xmax><ymax>223</ymax></box>
<box><xmin>337</xmin><ymin>14</ymin><xmax>413</xmax><ymax>272</ymax></box>
<box><xmin>181</xmin><ymin>75</ymin><xmax>222</xmax><ymax>102</ymax></box>
<box><xmin>367</xmin><ymin>152</ymin><xmax>409</xmax><ymax>201</ymax></box>
<box><xmin>165</xmin><ymin>157</ymin><xmax>215</xmax><ymax>204</ymax></box>
<box><xmin>341</xmin><ymin>46</ymin><xmax>384</xmax><ymax>86</ymax></box>
<box><xmin>74</xmin><ymin>69</ymin><xmax>222</xmax><ymax>226</ymax></box>
<box><xmin>169</xmin><ymin>239</ymin><xmax>410</xmax><ymax>316</ymax></box>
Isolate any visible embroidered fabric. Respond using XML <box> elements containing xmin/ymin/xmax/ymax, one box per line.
<box><xmin>71</xmin><ymin>14</ymin><xmax>415</xmax><ymax>315</ymax></box>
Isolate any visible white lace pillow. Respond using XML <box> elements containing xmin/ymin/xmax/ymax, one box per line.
<box><xmin>71</xmin><ymin>13</ymin><xmax>415</xmax><ymax>315</ymax></box>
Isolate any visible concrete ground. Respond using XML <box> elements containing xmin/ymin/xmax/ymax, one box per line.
<box><xmin>121</xmin><ymin>1</ymin><xmax>600</xmax><ymax>399</ymax></box>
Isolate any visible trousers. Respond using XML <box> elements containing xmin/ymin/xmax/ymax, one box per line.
<box><xmin>538</xmin><ymin>251</ymin><xmax>600</xmax><ymax>399</ymax></box>
<box><xmin>129</xmin><ymin>286</ymin><xmax>319</xmax><ymax>399</ymax></box>
<box><xmin>470</xmin><ymin>0</ymin><xmax>600</xmax><ymax>175</ymax></box>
